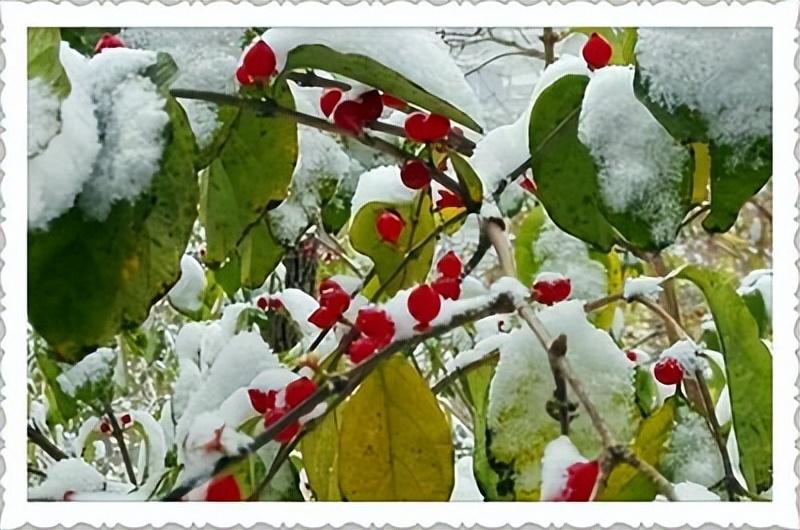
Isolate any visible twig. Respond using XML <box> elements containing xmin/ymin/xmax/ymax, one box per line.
<box><xmin>285</xmin><ymin>71</ymin><xmax>350</xmax><ymax>91</ymax></box>
<box><xmin>431</xmin><ymin>350</ymin><xmax>500</xmax><ymax>394</ymax></box>
<box><xmin>465</xmin><ymin>51</ymin><xmax>544</xmax><ymax>77</ymax></box>
<box><xmin>648</xmin><ymin>253</ymin><xmax>682</xmax><ymax>337</ymax></box>
<box><xmin>632</xmin><ymin>296</ymin><xmax>690</xmax><ymax>342</ymax></box>
<box><xmin>27</xmin><ymin>425</ymin><xmax>67</xmax><ymax>461</ymax></box>
<box><xmin>104</xmin><ymin>404</ymin><xmax>138</xmax><ymax>486</ymax></box>
<box><xmin>540</xmin><ymin>28</ymin><xmax>558</xmax><ymax>66</ymax></box>
<box><xmin>583</xmin><ymin>293</ymin><xmax>623</xmax><ymax>313</ymax></box>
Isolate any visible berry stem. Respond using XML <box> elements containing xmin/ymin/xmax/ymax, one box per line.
<box><xmin>27</xmin><ymin>424</ymin><xmax>68</xmax><ymax>461</ymax></box>
<box><xmin>103</xmin><ymin>403</ymin><xmax>138</xmax><ymax>487</ymax></box>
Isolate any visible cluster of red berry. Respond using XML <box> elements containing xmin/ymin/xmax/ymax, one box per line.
<box><xmin>98</xmin><ymin>413</ymin><xmax>132</xmax><ymax>434</ymax></box>
<box><xmin>307</xmin><ymin>279</ymin><xmax>352</xmax><ymax>328</ymax></box>
<box><xmin>235</xmin><ymin>41</ymin><xmax>278</xmax><ymax>86</ymax></box>
<box><xmin>248</xmin><ymin>376</ymin><xmax>317</xmax><ymax>443</ymax></box>
<box><xmin>256</xmin><ymin>295</ymin><xmax>283</xmax><ymax>312</ymax></box>
<box><xmin>320</xmin><ymin>88</ymin><xmax>384</xmax><ymax>134</ymax></box>
<box><xmin>431</xmin><ymin>251</ymin><xmax>462</xmax><ymax>301</ymax></box>
<box><xmin>349</xmin><ymin>307</ymin><xmax>396</xmax><ymax>363</ymax></box>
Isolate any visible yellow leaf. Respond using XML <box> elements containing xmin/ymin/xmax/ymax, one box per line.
<box><xmin>691</xmin><ymin>142</ymin><xmax>711</xmax><ymax>205</ymax></box>
<box><xmin>337</xmin><ymin>355</ymin><xmax>454</xmax><ymax>500</ymax></box>
<box><xmin>301</xmin><ymin>412</ymin><xmax>342</xmax><ymax>501</ymax></box>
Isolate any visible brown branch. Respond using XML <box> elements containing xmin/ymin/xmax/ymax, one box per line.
<box><xmin>648</xmin><ymin>253</ymin><xmax>682</xmax><ymax>339</ymax></box>
<box><xmin>27</xmin><ymin>425</ymin><xmax>67</xmax><ymax>461</ymax></box>
<box><xmin>632</xmin><ymin>296</ymin><xmax>690</xmax><ymax>342</ymax></box>
<box><xmin>285</xmin><ymin>71</ymin><xmax>350</xmax><ymax>91</ymax></box>
<box><xmin>104</xmin><ymin>404</ymin><xmax>138</xmax><ymax>486</ymax></box>
<box><xmin>431</xmin><ymin>349</ymin><xmax>500</xmax><ymax>395</ymax></box>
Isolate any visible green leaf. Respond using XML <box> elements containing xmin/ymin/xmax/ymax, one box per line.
<box><xmin>28</xmin><ymin>28</ymin><xmax>70</xmax><ymax>98</ymax></box>
<box><xmin>678</xmin><ymin>265</ymin><xmax>772</xmax><ymax>493</ymax></box>
<box><xmin>337</xmin><ymin>355</ymin><xmax>454</xmax><ymax>500</ymax></box>
<box><xmin>633</xmin><ymin>365</ymin><xmax>660</xmax><ymax>417</ymax></box>
<box><xmin>276</xmin><ymin>44</ymin><xmax>482</xmax><ymax>132</ymax></box>
<box><xmin>448</xmin><ymin>150</ymin><xmax>483</xmax><ymax>207</ymax></box>
<box><xmin>200</xmin><ymin>80</ymin><xmax>298</xmax><ymax>265</ymax></box>
<box><xmin>633</xmin><ymin>67</ymin><xmax>708</xmax><ymax>144</ymax></box>
<box><xmin>36</xmin><ymin>353</ymin><xmax>78</xmax><ymax>422</ymax></box>
<box><xmin>59</xmin><ymin>28</ymin><xmax>119</xmax><ymax>57</ymax></box>
<box><xmin>702</xmin><ymin>139</ymin><xmax>772</xmax><ymax>233</ymax></box>
<box><xmin>350</xmin><ymin>193</ymin><xmax>436</xmax><ymax>299</ymax></box>
<box><xmin>301</xmin><ymin>412</ymin><xmax>342</xmax><ymax>501</ymax></box>
<box><xmin>599</xmin><ymin>398</ymin><xmax>676</xmax><ymax>500</ymax></box>
<box><xmin>528</xmin><ymin>74</ymin><xmax>618</xmax><ymax>252</ymax></box>
<box><xmin>28</xmin><ymin>96</ymin><xmax>198</xmax><ymax>362</ymax></box>
<box><xmin>741</xmin><ymin>288</ymin><xmax>771</xmax><ymax>338</ymax></box>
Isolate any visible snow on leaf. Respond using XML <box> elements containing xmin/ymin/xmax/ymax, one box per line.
<box><xmin>56</xmin><ymin>347</ymin><xmax>117</xmax><ymax>405</ymax></box>
<box><xmin>168</xmin><ymin>254</ymin><xmax>207</xmax><ymax>313</ymax></box>
<box><xmin>661</xmin><ymin>403</ymin><xmax>723</xmax><ymax>488</ymax></box>
<box><xmin>28</xmin><ymin>458</ymin><xmax>106</xmax><ymax>500</ymax></box>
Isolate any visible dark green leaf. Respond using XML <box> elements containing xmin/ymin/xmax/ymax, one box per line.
<box><xmin>448</xmin><ymin>150</ymin><xmax>483</xmax><ymax>207</ymax></box>
<box><xmin>36</xmin><ymin>353</ymin><xmax>78</xmax><ymax>421</ymax></box>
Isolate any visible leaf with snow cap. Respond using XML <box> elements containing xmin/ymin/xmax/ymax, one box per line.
<box><xmin>528</xmin><ymin>74</ymin><xmax>618</xmax><ymax>252</ymax></box>
<box><xmin>678</xmin><ymin>265</ymin><xmax>772</xmax><ymax>493</ymax></box>
<box><xmin>275</xmin><ymin>44</ymin><xmax>481</xmax><ymax>132</ymax></box>
<box><xmin>448</xmin><ymin>150</ymin><xmax>483</xmax><ymax>207</ymax></box>
<box><xmin>28</xmin><ymin>28</ymin><xmax>70</xmax><ymax>98</ymax></box>
<box><xmin>485</xmin><ymin>301</ymin><xmax>638</xmax><ymax>499</ymax></box>
<box><xmin>337</xmin><ymin>355</ymin><xmax>454</xmax><ymax>500</ymax></box>
<box><xmin>29</xmin><ymin>90</ymin><xmax>198</xmax><ymax>362</ymax></box>
<box><xmin>200</xmin><ymin>79</ymin><xmax>298</xmax><ymax>266</ymax></box>
<box><xmin>27</xmin><ymin>29</ymin><xmax>71</xmax><ymax>158</ymax></box>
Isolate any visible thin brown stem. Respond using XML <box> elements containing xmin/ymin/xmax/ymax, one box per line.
<box><xmin>648</xmin><ymin>253</ymin><xmax>682</xmax><ymax>336</ymax></box>
<box><xmin>431</xmin><ymin>350</ymin><xmax>500</xmax><ymax>394</ymax></box>
<box><xmin>632</xmin><ymin>296</ymin><xmax>690</xmax><ymax>342</ymax></box>
<box><xmin>104</xmin><ymin>404</ymin><xmax>138</xmax><ymax>486</ymax></box>
<box><xmin>695</xmin><ymin>368</ymin><xmax>739</xmax><ymax>500</ymax></box>
<box><xmin>27</xmin><ymin>425</ymin><xmax>67</xmax><ymax>461</ymax></box>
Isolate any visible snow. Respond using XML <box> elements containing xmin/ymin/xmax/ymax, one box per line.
<box><xmin>261</xmin><ymin>28</ymin><xmax>483</xmax><ymax>124</ymax></box>
<box><xmin>487</xmin><ymin>301</ymin><xmax>636</xmax><ymax>496</ymax></box>
<box><xmin>623</xmin><ymin>276</ymin><xmax>664</xmax><ymax>301</ymax></box>
<box><xmin>659</xmin><ymin>339</ymin><xmax>701</xmax><ymax>373</ymax></box>
<box><xmin>122</xmin><ymin>28</ymin><xmax>242</xmax><ymax>148</ymax></box>
<box><xmin>350</xmin><ymin>165</ymin><xmax>416</xmax><ymax>216</ymax></box>
<box><xmin>129</xmin><ymin>410</ymin><xmax>168</xmax><ymax>495</ymax></box>
<box><xmin>715</xmin><ymin>386</ymin><xmax>731</xmax><ymax>427</ymax></box>
<box><xmin>539</xmin><ymin>435</ymin><xmax>586</xmax><ymax>501</ymax></box>
<box><xmin>490</xmin><ymin>276</ymin><xmax>530</xmax><ymax>306</ymax></box>
<box><xmin>531</xmin><ymin>216</ymin><xmax>607</xmax><ymax>301</ymax></box>
<box><xmin>444</xmin><ymin>334</ymin><xmax>507</xmax><ymax>374</ymax></box>
<box><xmin>662</xmin><ymin>405</ymin><xmax>724</xmax><ymax>488</ymax></box>
<box><xmin>636</xmin><ymin>28</ymin><xmax>771</xmax><ymax>148</ymax></box>
<box><xmin>28</xmin><ymin>458</ymin><xmax>106</xmax><ymax>500</ymax></box>
<box><xmin>737</xmin><ymin>268</ymin><xmax>772</xmax><ymax>319</ymax></box>
<box><xmin>72</xmin><ymin>416</ymin><xmax>102</xmax><ymax>457</ymax></box>
<box><xmin>449</xmin><ymin>456</ymin><xmax>484</xmax><ymax>501</ymax></box>
<box><xmin>474</xmin><ymin>314</ymin><xmax>513</xmax><ymax>341</ymax></box>
<box><xmin>28</xmin><ymin>77</ymin><xmax>61</xmax><ymax>157</ymax></box>
<box><xmin>657</xmin><ymin>481</ymin><xmax>720</xmax><ymax>502</ymax></box>
<box><xmin>279</xmin><ymin>288</ymin><xmax>322</xmax><ymax>336</ymax></box>
<box><xmin>28</xmin><ymin>43</ymin><xmax>169</xmax><ymax>229</ymax></box>
<box><xmin>181</xmin><ymin>411</ymin><xmax>253</xmax><ymax>479</ymax></box>
<box><xmin>578</xmin><ymin>65</ymin><xmax>690</xmax><ymax>246</ymax></box>
<box><xmin>168</xmin><ymin>254</ymin><xmax>207</xmax><ymax>312</ymax></box>
<box><xmin>470</xmin><ymin>118</ymin><xmax>529</xmax><ymax>196</ymax></box>
<box><xmin>56</xmin><ymin>347</ymin><xmax>117</xmax><ymax>397</ymax></box>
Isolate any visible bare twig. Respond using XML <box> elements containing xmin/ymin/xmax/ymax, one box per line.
<box><xmin>27</xmin><ymin>425</ymin><xmax>67</xmax><ymax>461</ymax></box>
<box><xmin>648</xmin><ymin>253</ymin><xmax>682</xmax><ymax>339</ymax></box>
<box><xmin>465</xmin><ymin>51</ymin><xmax>544</xmax><ymax>77</ymax></box>
<box><xmin>431</xmin><ymin>349</ymin><xmax>500</xmax><ymax>394</ymax></box>
<box><xmin>632</xmin><ymin>296</ymin><xmax>690</xmax><ymax>342</ymax></box>
<box><xmin>104</xmin><ymin>404</ymin><xmax>138</xmax><ymax>486</ymax></box>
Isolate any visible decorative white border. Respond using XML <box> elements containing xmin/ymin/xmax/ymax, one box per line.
<box><xmin>1</xmin><ymin>1</ymin><xmax>797</xmax><ymax>528</ymax></box>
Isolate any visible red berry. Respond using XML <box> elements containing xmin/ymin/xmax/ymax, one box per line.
<box><xmin>348</xmin><ymin>335</ymin><xmax>381</xmax><ymax>364</ymax></box>
<box><xmin>268</xmin><ymin>298</ymin><xmax>283</xmax><ymax>311</ymax></box>
<box><xmin>120</xmin><ymin>413</ymin><xmax>132</xmax><ymax>425</ymax></box>
<box><xmin>99</xmin><ymin>422</ymin><xmax>111</xmax><ymax>434</ymax></box>
<box><xmin>355</xmin><ymin>307</ymin><xmax>395</xmax><ymax>343</ymax></box>
<box><xmin>407</xmin><ymin>284</ymin><xmax>442</xmax><ymax>329</ymax></box>
<box><xmin>93</xmin><ymin>33</ymin><xmax>125</xmax><ymax>55</ymax></box>
<box><xmin>654</xmin><ymin>357</ymin><xmax>684</xmax><ymax>385</ymax></box>
<box><xmin>308</xmin><ymin>306</ymin><xmax>339</xmax><ymax>328</ymax></box>
<box><xmin>558</xmin><ymin>460</ymin><xmax>600</xmax><ymax>501</ymax></box>
<box><xmin>436</xmin><ymin>190</ymin><xmax>465</xmax><ymax>209</ymax></box>
<box><xmin>248</xmin><ymin>388</ymin><xmax>276</xmax><ymax>414</ymax></box>
<box><xmin>376</xmin><ymin>210</ymin><xmax>405</xmax><ymax>244</ymax></box>
<box><xmin>264</xmin><ymin>408</ymin><xmax>300</xmax><ymax>443</ymax></box>
<box><xmin>333</xmin><ymin>100</ymin><xmax>366</xmax><ymax>134</ymax></box>
<box><xmin>382</xmin><ymin>93</ymin><xmax>407</xmax><ymax>110</ymax></box>
<box><xmin>519</xmin><ymin>177</ymin><xmax>537</xmax><ymax>194</ymax></box>
<box><xmin>320</xmin><ymin>88</ymin><xmax>343</xmax><ymax>118</ymax></box>
<box><xmin>243</xmin><ymin>40</ymin><xmax>277</xmax><ymax>80</ymax></box>
<box><xmin>319</xmin><ymin>278</ymin><xmax>341</xmax><ymax>293</ymax></box>
<box><xmin>532</xmin><ymin>275</ymin><xmax>572</xmax><ymax>305</ymax></box>
<box><xmin>358</xmin><ymin>90</ymin><xmax>384</xmax><ymax>122</ymax></box>
<box><xmin>432</xmin><ymin>276</ymin><xmax>461</xmax><ymax>301</ymax></box>
<box><xmin>284</xmin><ymin>377</ymin><xmax>317</xmax><ymax>408</ymax></box>
<box><xmin>63</xmin><ymin>490</ymin><xmax>75</xmax><ymax>501</ymax></box>
<box><xmin>436</xmin><ymin>251</ymin><xmax>462</xmax><ymax>279</ymax></box>
<box><xmin>582</xmin><ymin>33</ymin><xmax>613</xmax><ymax>71</ymax></box>
<box><xmin>256</xmin><ymin>296</ymin><xmax>269</xmax><ymax>310</ymax></box>
<box><xmin>400</xmin><ymin>160</ymin><xmax>431</xmax><ymax>190</ymax></box>
<box><xmin>404</xmin><ymin>112</ymin><xmax>451</xmax><ymax>142</ymax></box>
<box><xmin>319</xmin><ymin>285</ymin><xmax>351</xmax><ymax>315</ymax></box>
<box><xmin>625</xmin><ymin>350</ymin><xmax>638</xmax><ymax>362</ymax></box>
<box><xmin>206</xmin><ymin>474</ymin><xmax>242</xmax><ymax>501</ymax></box>
<box><xmin>235</xmin><ymin>65</ymin><xmax>253</xmax><ymax>86</ymax></box>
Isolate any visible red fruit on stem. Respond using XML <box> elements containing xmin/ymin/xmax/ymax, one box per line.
<box><xmin>532</xmin><ymin>275</ymin><xmax>572</xmax><ymax>305</ymax></box>
<box><xmin>582</xmin><ymin>33</ymin><xmax>613</xmax><ymax>71</ymax></box>
<box><xmin>333</xmin><ymin>100</ymin><xmax>366</xmax><ymax>134</ymax></box>
<box><xmin>243</xmin><ymin>40</ymin><xmax>277</xmax><ymax>80</ymax></box>
<box><xmin>120</xmin><ymin>413</ymin><xmax>132</xmax><ymax>425</ymax></box>
<box><xmin>625</xmin><ymin>350</ymin><xmax>638</xmax><ymax>362</ymax></box>
<box><xmin>404</xmin><ymin>112</ymin><xmax>451</xmax><ymax>142</ymax></box>
<box><xmin>205</xmin><ymin>474</ymin><xmax>242</xmax><ymax>501</ymax></box>
<box><xmin>436</xmin><ymin>190</ymin><xmax>465</xmax><ymax>209</ymax></box>
<box><xmin>376</xmin><ymin>210</ymin><xmax>405</xmax><ymax>244</ymax></box>
<box><xmin>308</xmin><ymin>306</ymin><xmax>339</xmax><ymax>328</ymax></box>
<box><xmin>407</xmin><ymin>284</ymin><xmax>442</xmax><ymax>328</ymax></box>
<box><xmin>100</xmin><ymin>422</ymin><xmax>111</xmax><ymax>434</ymax></box>
<box><xmin>320</xmin><ymin>88</ymin><xmax>343</xmax><ymax>118</ymax></box>
<box><xmin>355</xmin><ymin>307</ymin><xmax>395</xmax><ymax>342</ymax></box>
<box><xmin>319</xmin><ymin>286</ymin><xmax>351</xmax><ymax>315</ymax></box>
<box><xmin>348</xmin><ymin>335</ymin><xmax>381</xmax><ymax>364</ymax></box>
<box><xmin>94</xmin><ymin>33</ymin><xmax>125</xmax><ymax>55</ymax></box>
<box><xmin>558</xmin><ymin>460</ymin><xmax>600</xmax><ymax>501</ymax></box>
<box><xmin>432</xmin><ymin>276</ymin><xmax>461</xmax><ymax>301</ymax></box>
<box><xmin>264</xmin><ymin>408</ymin><xmax>300</xmax><ymax>443</ymax></box>
<box><xmin>319</xmin><ymin>278</ymin><xmax>340</xmax><ymax>293</ymax></box>
<box><xmin>235</xmin><ymin>65</ymin><xmax>253</xmax><ymax>86</ymax></box>
<box><xmin>358</xmin><ymin>90</ymin><xmax>384</xmax><ymax>122</ymax></box>
<box><xmin>256</xmin><ymin>297</ymin><xmax>269</xmax><ymax>310</ymax></box>
<box><xmin>519</xmin><ymin>177</ymin><xmax>537</xmax><ymax>194</ymax></box>
<box><xmin>381</xmin><ymin>93</ymin><xmax>407</xmax><ymax>110</ymax></box>
<box><xmin>284</xmin><ymin>377</ymin><xmax>317</xmax><ymax>408</ymax></box>
<box><xmin>654</xmin><ymin>357</ymin><xmax>684</xmax><ymax>385</ymax></box>
<box><xmin>268</xmin><ymin>298</ymin><xmax>283</xmax><ymax>311</ymax></box>
<box><xmin>436</xmin><ymin>251</ymin><xmax>462</xmax><ymax>279</ymax></box>
<box><xmin>400</xmin><ymin>160</ymin><xmax>431</xmax><ymax>190</ymax></box>
<box><xmin>248</xmin><ymin>388</ymin><xmax>276</xmax><ymax>414</ymax></box>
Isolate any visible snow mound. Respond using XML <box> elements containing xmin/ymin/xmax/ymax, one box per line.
<box><xmin>636</xmin><ymin>28</ymin><xmax>771</xmax><ymax>148</ymax></box>
<box><xmin>168</xmin><ymin>254</ymin><xmax>207</xmax><ymax>312</ymax></box>
<box><xmin>578</xmin><ymin>65</ymin><xmax>690</xmax><ymax>246</ymax></box>
<box><xmin>261</xmin><ymin>28</ymin><xmax>483</xmax><ymax>124</ymax></box>
<box><xmin>539</xmin><ymin>435</ymin><xmax>586</xmax><ymax>501</ymax></box>
<box><xmin>623</xmin><ymin>275</ymin><xmax>664</xmax><ymax>300</ymax></box>
<box><xmin>449</xmin><ymin>456</ymin><xmax>484</xmax><ymax>501</ymax></box>
<box><xmin>28</xmin><ymin>458</ymin><xmax>106</xmax><ymax>500</ymax></box>
<box><xmin>56</xmin><ymin>347</ymin><xmax>116</xmax><ymax>397</ymax></box>
<box><xmin>350</xmin><ymin>165</ymin><xmax>416</xmax><ymax>215</ymax></box>
<box><xmin>737</xmin><ymin>268</ymin><xmax>772</xmax><ymax>319</ymax></box>
<box><xmin>28</xmin><ymin>78</ymin><xmax>62</xmax><ymax>157</ymax></box>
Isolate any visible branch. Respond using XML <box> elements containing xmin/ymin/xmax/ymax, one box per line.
<box><xmin>104</xmin><ymin>404</ymin><xmax>138</xmax><ymax>486</ymax></box>
<box><xmin>431</xmin><ymin>349</ymin><xmax>500</xmax><ymax>395</ymax></box>
<box><xmin>27</xmin><ymin>425</ymin><xmax>67</xmax><ymax>461</ymax></box>
<box><xmin>285</xmin><ymin>71</ymin><xmax>350</xmax><ymax>91</ymax></box>
<box><xmin>648</xmin><ymin>253</ymin><xmax>682</xmax><ymax>339</ymax></box>
<box><xmin>465</xmin><ymin>50</ymin><xmax>544</xmax><ymax>77</ymax></box>
<box><xmin>632</xmin><ymin>296</ymin><xmax>690</xmax><ymax>342</ymax></box>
